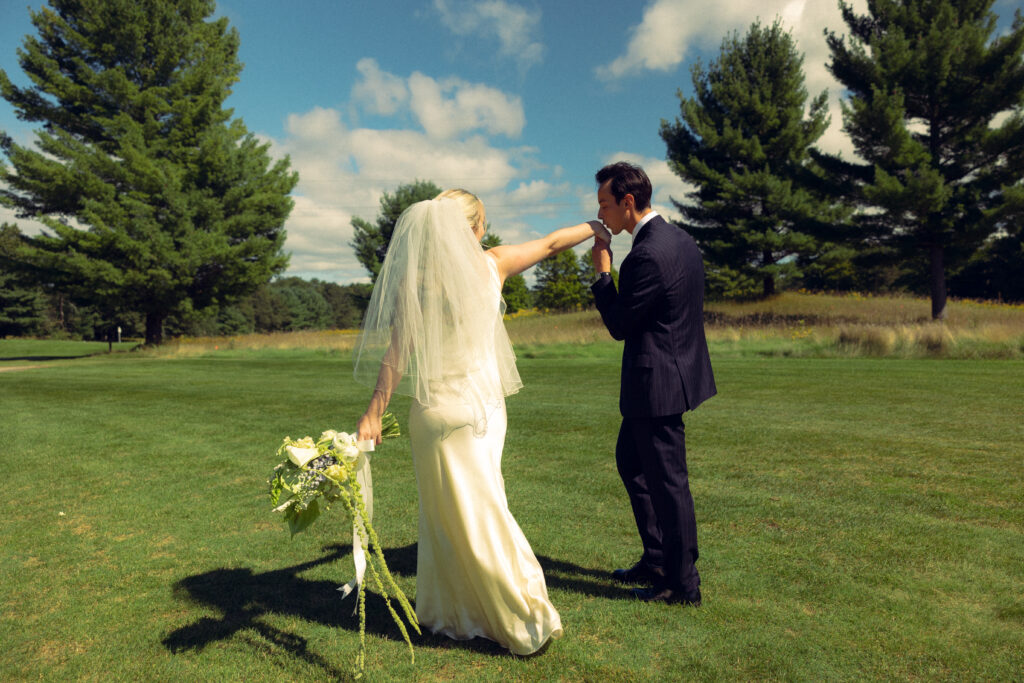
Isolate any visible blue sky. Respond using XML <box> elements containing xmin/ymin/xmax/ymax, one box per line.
<box><xmin>1</xmin><ymin>0</ymin><xmax>1020</xmax><ymax>283</ymax></box>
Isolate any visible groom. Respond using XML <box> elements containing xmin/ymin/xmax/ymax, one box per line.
<box><xmin>590</xmin><ymin>161</ymin><xmax>716</xmax><ymax>606</ymax></box>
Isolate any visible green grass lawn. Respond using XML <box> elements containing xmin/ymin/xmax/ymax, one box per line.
<box><xmin>1</xmin><ymin>342</ymin><xmax>1022</xmax><ymax>681</ymax></box>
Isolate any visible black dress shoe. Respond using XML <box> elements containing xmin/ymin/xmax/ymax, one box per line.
<box><xmin>633</xmin><ymin>585</ymin><xmax>701</xmax><ymax>606</ymax></box>
<box><xmin>611</xmin><ymin>561</ymin><xmax>665</xmax><ymax>585</ymax></box>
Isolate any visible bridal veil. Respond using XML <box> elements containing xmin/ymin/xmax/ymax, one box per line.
<box><xmin>353</xmin><ymin>198</ymin><xmax>522</xmax><ymax>434</ymax></box>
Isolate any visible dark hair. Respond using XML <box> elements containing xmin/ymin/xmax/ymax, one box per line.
<box><xmin>595</xmin><ymin>162</ymin><xmax>652</xmax><ymax>210</ymax></box>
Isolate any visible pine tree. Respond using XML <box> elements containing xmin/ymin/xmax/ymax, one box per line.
<box><xmin>499</xmin><ymin>274</ymin><xmax>533</xmax><ymax>313</ymax></box>
<box><xmin>826</xmin><ymin>0</ymin><xmax>1024</xmax><ymax>318</ymax></box>
<box><xmin>533</xmin><ymin>249</ymin><xmax>587</xmax><ymax>311</ymax></box>
<box><xmin>351</xmin><ymin>180</ymin><xmax>442</xmax><ymax>282</ymax></box>
<box><xmin>577</xmin><ymin>256</ymin><xmax>618</xmax><ymax>306</ymax></box>
<box><xmin>0</xmin><ymin>224</ymin><xmax>46</xmax><ymax>337</ymax></box>
<box><xmin>949</xmin><ymin>226</ymin><xmax>1024</xmax><ymax>302</ymax></box>
<box><xmin>661</xmin><ymin>20</ymin><xmax>852</xmax><ymax>298</ymax></box>
<box><xmin>0</xmin><ymin>0</ymin><xmax>297</xmax><ymax>344</ymax></box>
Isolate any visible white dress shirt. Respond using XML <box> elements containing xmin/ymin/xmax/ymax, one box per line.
<box><xmin>632</xmin><ymin>210</ymin><xmax>659</xmax><ymax>243</ymax></box>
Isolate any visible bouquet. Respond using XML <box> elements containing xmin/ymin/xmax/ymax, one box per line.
<box><xmin>268</xmin><ymin>413</ymin><xmax>418</xmax><ymax>676</ymax></box>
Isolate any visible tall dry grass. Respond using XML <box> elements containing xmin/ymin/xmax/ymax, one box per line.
<box><xmin>147</xmin><ymin>292</ymin><xmax>1024</xmax><ymax>359</ymax></box>
<box><xmin>152</xmin><ymin>328</ymin><xmax>361</xmax><ymax>357</ymax></box>
<box><xmin>705</xmin><ymin>290</ymin><xmax>1024</xmax><ymax>327</ymax></box>
<box><xmin>705</xmin><ymin>292</ymin><xmax>1024</xmax><ymax>358</ymax></box>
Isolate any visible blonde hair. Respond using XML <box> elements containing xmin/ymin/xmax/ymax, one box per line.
<box><xmin>436</xmin><ymin>188</ymin><xmax>486</xmax><ymax>235</ymax></box>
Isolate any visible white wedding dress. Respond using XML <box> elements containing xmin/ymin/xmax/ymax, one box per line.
<box><xmin>408</xmin><ymin>257</ymin><xmax>562</xmax><ymax>655</ymax></box>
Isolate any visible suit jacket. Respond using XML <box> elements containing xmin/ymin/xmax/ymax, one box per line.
<box><xmin>592</xmin><ymin>216</ymin><xmax>716</xmax><ymax>418</ymax></box>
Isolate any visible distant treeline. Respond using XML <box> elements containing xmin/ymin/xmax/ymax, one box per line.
<box><xmin>0</xmin><ymin>276</ymin><xmax>371</xmax><ymax>340</ymax></box>
<box><xmin>0</xmin><ymin>248</ymin><xmax>610</xmax><ymax>340</ymax></box>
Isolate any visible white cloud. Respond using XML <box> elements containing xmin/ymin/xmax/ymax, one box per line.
<box><xmin>0</xmin><ymin>204</ymin><xmax>48</xmax><ymax>236</ymax></box>
<box><xmin>280</xmin><ymin>195</ymin><xmax>363</xmax><ymax>282</ymax></box>
<box><xmin>815</xmin><ymin>98</ymin><xmax>854</xmax><ymax>159</ymax></box>
<box><xmin>351</xmin><ymin>58</ymin><xmax>409</xmax><ymax>116</ymax></box>
<box><xmin>284</xmin><ymin>106</ymin><xmax>347</xmax><ymax>146</ymax></box>
<box><xmin>264</xmin><ymin>102</ymin><xmax>540</xmax><ymax>281</ymax></box>
<box><xmin>508</xmin><ymin>179</ymin><xmax>557</xmax><ymax>205</ymax></box>
<box><xmin>596</xmin><ymin>0</ymin><xmax>862</xmax><ymax>81</ymax></box>
<box><xmin>348</xmin><ymin>129</ymin><xmax>520</xmax><ymax>192</ymax></box>
<box><xmin>434</xmin><ymin>0</ymin><xmax>544</xmax><ymax>71</ymax></box>
<box><xmin>351</xmin><ymin>61</ymin><xmax>525</xmax><ymax>140</ymax></box>
<box><xmin>991</xmin><ymin>110</ymin><xmax>1015</xmax><ymax>129</ymax></box>
<box><xmin>408</xmin><ymin>72</ymin><xmax>525</xmax><ymax>139</ymax></box>
<box><xmin>596</xmin><ymin>0</ymin><xmax>698</xmax><ymax>80</ymax></box>
<box><xmin>597</xmin><ymin>0</ymin><xmax>869</xmax><ymax>159</ymax></box>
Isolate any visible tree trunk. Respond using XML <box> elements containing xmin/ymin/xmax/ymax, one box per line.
<box><xmin>929</xmin><ymin>242</ymin><xmax>947</xmax><ymax>320</ymax></box>
<box><xmin>762</xmin><ymin>273</ymin><xmax>776</xmax><ymax>298</ymax></box>
<box><xmin>145</xmin><ymin>310</ymin><xmax>165</xmax><ymax>345</ymax></box>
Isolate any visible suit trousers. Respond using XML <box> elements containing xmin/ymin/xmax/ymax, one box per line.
<box><xmin>616</xmin><ymin>414</ymin><xmax>700</xmax><ymax>591</ymax></box>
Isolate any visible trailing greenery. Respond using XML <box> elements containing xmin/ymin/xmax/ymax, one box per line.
<box><xmin>0</xmin><ymin>346</ymin><xmax>1021</xmax><ymax>680</ymax></box>
<box><xmin>825</xmin><ymin>0</ymin><xmax>1024</xmax><ymax>319</ymax></box>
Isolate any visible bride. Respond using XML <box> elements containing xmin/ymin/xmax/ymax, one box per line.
<box><xmin>354</xmin><ymin>189</ymin><xmax>607</xmax><ymax>655</ymax></box>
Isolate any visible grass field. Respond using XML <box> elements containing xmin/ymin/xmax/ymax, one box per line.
<box><xmin>1</xmin><ymin>333</ymin><xmax>1022</xmax><ymax>681</ymax></box>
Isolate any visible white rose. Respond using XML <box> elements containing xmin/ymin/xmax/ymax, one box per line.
<box><xmin>332</xmin><ymin>431</ymin><xmax>355</xmax><ymax>447</ymax></box>
<box><xmin>331</xmin><ymin>432</ymin><xmax>360</xmax><ymax>463</ymax></box>
<box><xmin>338</xmin><ymin>444</ymin><xmax>361</xmax><ymax>464</ymax></box>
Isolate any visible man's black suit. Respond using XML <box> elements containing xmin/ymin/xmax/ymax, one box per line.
<box><xmin>592</xmin><ymin>215</ymin><xmax>716</xmax><ymax>593</ymax></box>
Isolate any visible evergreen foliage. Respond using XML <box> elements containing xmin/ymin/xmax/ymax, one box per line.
<box><xmin>0</xmin><ymin>257</ymin><xmax>46</xmax><ymax>337</ymax></box>
<box><xmin>0</xmin><ymin>0</ymin><xmax>297</xmax><ymax>344</ymax></box>
<box><xmin>351</xmin><ymin>180</ymin><xmax>442</xmax><ymax>282</ymax></box>
<box><xmin>500</xmin><ymin>274</ymin><xmax>533</xmax><ymax>313</ymax></box>
<box><xmin>661</xmin><ymin>20</ymin><xmax>851</xmax><ymax>299</ymax></box>
<box><xmin>352</xmin><ymin>187</ymin><xmax>534</xmax><ymax>311</ymax></box>
<box><xmin>533</xmin><ymin>249</ymin><xmax>589</xmax><ymax>311</ymax></box>
<box><xmin>949</xmin><ymin>228</ymin><xmax>1024</xmax><ymax>302</ymax></box>
<box><xmin>0</xmin><ymin>223</ymin><xmax>41</xmax><ymax>337</ymax></box>
<box><xmin>577</xmin><ymin>254</ymin><xmax>618</xmax><ymax>292</ymax></box>
<box><xmin>318</xmin><ymin>280</ymin><xmax>373</xmax><ymax>330</ymax></box>
<box><xmin>826</xmin><ymin>0</ymin><xmax>1024</xmax><ymax>318</ymax></box>
<box><xmin>186</xmin><ymin>279</ymin><xmax>371</xmax><ymax>336</ymax></box>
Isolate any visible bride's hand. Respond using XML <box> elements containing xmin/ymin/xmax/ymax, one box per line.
<box><xmin>588</xmin><ymin>220</ymin><xmax>612</xmax><ymax>243</ymax></box>
<box><xmin>357</xmin><ymin>412</ymin><xmax>383</xmax><ymax>445</ymax></box>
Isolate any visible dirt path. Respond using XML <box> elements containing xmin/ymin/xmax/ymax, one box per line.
<box><xmin>0</xmin><ymin>365</ymin><xmax>46</xmax><ymax>373</ymax></box>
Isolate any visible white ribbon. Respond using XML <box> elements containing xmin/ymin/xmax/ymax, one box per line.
<box><xmin>338</xmin><ymin>439</ymin><xmax>376</xmax><ymax>606</ymax></box>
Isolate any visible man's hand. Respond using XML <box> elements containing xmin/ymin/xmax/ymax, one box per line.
<box><xmin>589</xmin><ymin>220</ymin><xmax>612</xmax><ymax>243</ymax></box>
<box><xmin>592</xmin><ymin>236</ymin><xmax>612</xmax><ymax>273</ymax></box>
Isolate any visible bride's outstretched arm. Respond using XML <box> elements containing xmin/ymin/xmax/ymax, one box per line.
<box><xmin>487</xmin><ymin>220</ymin><xmax>609</xmax><ymax>286</ymax></box>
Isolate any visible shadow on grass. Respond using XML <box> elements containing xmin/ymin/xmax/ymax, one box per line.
<box><xmin>163</xmin><ymin>542</ymin><xmax>626</xmax><ymax>677</ymax></box>
<box><xmin>0</xmin><ymin>354</ymin><xmax>100</xmax><ymax>362</ymax></box>
<box><xmin>537</xmin><ymin>554</ymin><xmax>637</xmax><ymax>601</ymax></box>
